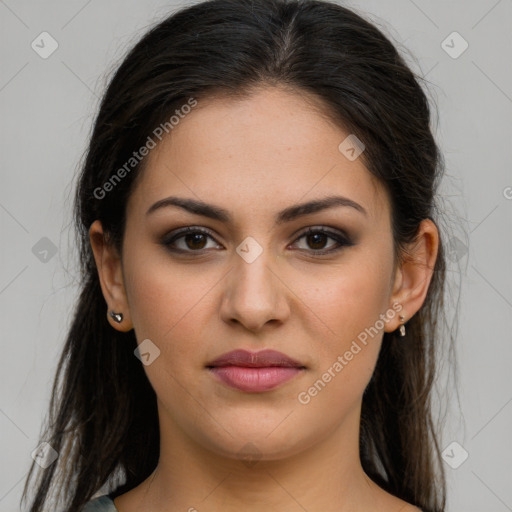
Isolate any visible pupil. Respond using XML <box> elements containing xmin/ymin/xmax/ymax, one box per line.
<box><xmin>308</xmin><ymin>233</ymin><xmax>326</xmax><ymax>249</ymax></box>
<box><xmin>186</xmin><ymin>233</ymin><xmax>206</xmax><ymax>249</ymax></box>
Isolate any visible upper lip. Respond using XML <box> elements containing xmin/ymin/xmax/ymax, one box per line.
<box><xmin>206</xmin><ymin>349</ymin><xmax>305</xmax><ymax>368</ymax></box>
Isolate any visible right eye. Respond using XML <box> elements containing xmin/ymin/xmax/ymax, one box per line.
<box><xmin>161</xmin><ymin>227</ymin><xmax>223</xmax><ymax>253</ymax></box>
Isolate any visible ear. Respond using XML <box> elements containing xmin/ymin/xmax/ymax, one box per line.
<box><xmin>89</xmin><ymin>220</ymin><xmax>133</xmax><ymax>332</ymax></box>
<box><xmin>385</xmin><ymin>218</ymin><xmax>440</xmax><ymax>332</ymax></box>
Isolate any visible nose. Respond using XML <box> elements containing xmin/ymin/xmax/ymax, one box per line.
<box><xmin>219</xmin><ymin>247</ymin><xmax>290</xmax><ymax>332</ymax></box>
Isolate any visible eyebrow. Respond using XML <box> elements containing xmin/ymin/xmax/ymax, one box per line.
<box><xmin>146</xmin><ymin>194</ymin><xmax>367</xmax><ymax>223</ymax></box>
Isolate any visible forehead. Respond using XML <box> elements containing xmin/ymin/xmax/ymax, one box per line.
<box><xmin>127</xmin><ymin>86</ymin><xmax>389</xmax><ymax>224</ymax></box>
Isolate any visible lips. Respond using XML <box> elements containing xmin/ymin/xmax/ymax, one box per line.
<box><xmin>207</xmin><ymin>349</ymin><xmax>305</xmax><ymax>369</ymax></box>
<box><xmin>206</xmin><ymin>349</ymin><xmax>306</xmax><ymax>393</ymax></box>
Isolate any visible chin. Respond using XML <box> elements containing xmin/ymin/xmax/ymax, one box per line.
<box><xmin>189</xmin><ymin>415</ymin><xmax>321</xmax><ymax>463</ymax></box>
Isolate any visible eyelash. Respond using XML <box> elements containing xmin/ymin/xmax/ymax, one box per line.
<box><xmin>161</xmin><ymin>226</ymin><xmax>354</xmax><ymax>256</ymax></box>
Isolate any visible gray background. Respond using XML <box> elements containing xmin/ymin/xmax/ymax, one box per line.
<box><xmin>1</xmin><ymin>0</ymin><xmax>511</xmax><ymax>510</ymax></box>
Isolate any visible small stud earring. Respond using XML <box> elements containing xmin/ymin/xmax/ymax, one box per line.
<box><xmin>398</xmin><ymin>315</ymin><xmax>406</xmax><ymax>336</ymax></box>
<box><xmin>110</xmin><ymin>310</ymin><xmax>123</xmax><ymax>323</ymax></box>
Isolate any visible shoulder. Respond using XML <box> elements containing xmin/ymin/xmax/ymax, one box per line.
<box><xmin>400</xmin><ymin>505</ymin><xmax>423</xmax><ymax>512</ymax></box>
<box><xmin>81</xmin><ymin>495</ymin><xmax>119</xmax><ymax>512</ymax></box>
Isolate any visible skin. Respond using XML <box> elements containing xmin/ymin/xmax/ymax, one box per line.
<box><xmin>90</xmin><ymin>85</ymin><xmax>437</xmax><ymax>512</ymax></box>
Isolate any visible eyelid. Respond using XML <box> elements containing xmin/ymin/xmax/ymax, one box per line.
<box><xmin>293</xmin><ymin>225</ymin><xmax>352</xmax><ymax>242</ymax></box>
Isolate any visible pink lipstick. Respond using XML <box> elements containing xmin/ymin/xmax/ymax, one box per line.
<box><xmin>206</xmin><ymin>349</ymin><xmax>305</xmax><ymax>392</ymax></box>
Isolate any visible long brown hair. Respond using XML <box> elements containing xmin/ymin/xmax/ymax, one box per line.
<box><xmin>22</xmin><ymin>1</ymin><xmax>456</xmax><ymax>510</ymax></box>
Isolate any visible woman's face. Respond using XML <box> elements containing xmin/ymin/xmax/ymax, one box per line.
<box><xmin>107</xmin><ymin>86</ymin><xmax>406</xmax><ymax>461</ymax></box>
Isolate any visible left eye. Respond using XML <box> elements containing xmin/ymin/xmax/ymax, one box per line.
<box><xmin>292</xmin><ymin>228</ymin><xmax>352</xmax><ymax>254</ymax></box>
<box><xmin>162</xmin><ymin>227</ymin><xmax>352</xmax><ymax>255</ymax></box>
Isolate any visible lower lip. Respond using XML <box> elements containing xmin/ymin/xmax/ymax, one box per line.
<box><xmin>208</xmin><ymin>366</ymin><xmax>304</xmax><ymax>392</ymax></box>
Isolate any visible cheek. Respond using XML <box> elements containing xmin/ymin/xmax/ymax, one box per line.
<box><xmin>123</xmin><ymin>244</ymin><xmax>216</xmax><ymax>364</ymax></box>
<box><xmin>123</xmin><ymin>258</ymin><xmax>217</xmax><ymax>418</ymax></box>
<box><xmin>292</xmin><ymin>252</ymin><xmax>393</xmax><ymax>411</ymax></box>
<box><xmin>296</xmin><ymin>254</ymin><xmax>393</xmax><ymax>351</ymax></box>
